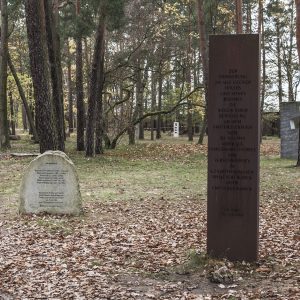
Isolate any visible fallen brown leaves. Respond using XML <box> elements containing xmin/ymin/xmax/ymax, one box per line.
<box><xmin>0</xmin><ymin>138</ymin><xmax>299</xmax><ymax>299</ymax></box>
<box><xmin>260</xmin><ymin>139</ymin><xmax>280</xmax><ymax>156</ymax></box>
<box><xmin>107</xmin><ymin>144</ymin><xmax>207</xmax><ymax>161</ymax></box>
<box><xmin>0</xmin><ymin>193</ymin><xmax>299</xmax><ymax>299</ymax></box>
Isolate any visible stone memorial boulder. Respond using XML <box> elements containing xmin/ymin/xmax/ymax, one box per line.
<box><xmin>19</xmin><ymin>151</ymin><xmax>82</xmax><ymax>215</ymax></box>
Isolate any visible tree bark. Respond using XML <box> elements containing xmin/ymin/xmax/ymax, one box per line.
<box><xmin>295</xmin><ymin>0</ymin><xmax>300</xmax><ymax>166</ymax></box>
<box><xmin>9</xmin><ymin>90</ymin><xmax>15</xmax><ymax>136</ymax></box>
<box><xmin>0</xmin><ymin>0</ymin><xmax>10</xmax><ymax>148</ymax></box>
<box><xmin>8</xmin><ymin>53</ymin><xmax>39</xmax><ymax>142</ymax></box>
<box><xmin>196</xmin><ymin>0</ymin><xmax>208</xmax><ymax>144</ymax></box>
<box><xmin>85</xmin><ymin>14</ymin><xmax>106</xmax><ymax>157</ymax></box>
<box><xmin>236</xmin><ymin>0</ymin><xmax>243</xmax><ymax>34</ymax></box>
<box><xmin>95</xmin><ymin>45</ymin><xmax>105</xmax><ymax>155</ymax></box>
<box><xmin>25</xmin><ymin>0</ymin><xmax>57</xmax><ymax>153</ymax></box>
<box><xmin>150</xmin><ymin>70</ymin><xmax>156</xmax><ymax>141</ymax></box>
<box><xmin>135</xmin><ymin>57</ymin><xmax>146</xmax><ymax>140</ymax></box>
<box><xmin>22</xmin><ymin>105</ymin><xmax>28</xmax><ymax>131</ymax></box>
<box><xmin>288</xmin><ymin>1</ymin><xmax>295</xmax><ymax>102</ymax></box>
<box><xmin>258</xmin><ymin>0</ymin><xmax>263</xmax><ymax>34</ymax></box>
<box><xmin>246</xmin><ymin>1</ymin><xmax>252</xmax><ymax>33</ymax></box>
<box><xmin>156</xmin><ymin>65</ymin><xmax>163</xmax><ymax>139</ymax></box>
<box><xmin>260</xmin><ymin>4</ymin><xmax>266</xmax><ymax>142</ymax></box>
<box><xmin>66</xmin><ymin>39</ymin><xmax>74</xmax><ymax>134</ymax></box>
<box><xmin>76</xmin><ymin>0</ymin><xmax>85</xmax><ymax>151</ymax></box>
<box><xmin>187</xmin><ymin>1</ymin><xmax>193</xmax><ymax>142</ymax></box>
<box><xmin>44</xmin><ymin>0</ymin><xmax>65</xmax><ymax>151</ymax></box>
<box><xmin>276</xmin><ymin>21</ymin><xmax>283</xmax><ymax>105</ymax></box>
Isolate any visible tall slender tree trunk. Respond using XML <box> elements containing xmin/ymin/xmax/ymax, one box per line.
<box><xmin>85</xmin><ymin>13</ymin><xmax>106</xmax><ymax>157</ymax></box>
<box><xmin>44</xmin><ymin>0</ymin><xmax>65</xmax><ymax>151</ymax></box>
<box><xmin>95</xmin><ymin>93</ymin><xmax>104</xmax><ymax>154</ymax></box>
<box><xmin>8</xmin><ymin>53</ymin><xmax>39</xmax><ymax>142</ymax></box>
<box><xmin>76</xmin><ymin>0</ymin><xmax>85</xmax><ymax>151</ymax></box>
<box><xmin>196</xmin><ymin>0</ymin><xmax>209</xmax><ymax>144</ymax></box>
<box><xmin>22</xmin><ymin>105</ymin><xmax>28</xmax><ymax>131</ymax></box>
<box><xmin>66</xmin><ymin>39</ymin><xmax>74</xmax><ymax>134</ymax></box>
<box><xmin>9</xmin><ymin>90</ymin><xmax>16</xmax><ymax>136</ymax></box>
<box><xmin>246</xmin><ymin>1</ymin><xmax>252</xmax><ymax>33</ymax></box>
<box><xmin>84</xmin><ymin>37</ymin><xmax>91</xmax><ymax>100</ymax></box>
<box><xmin>150</xmin><ymin>70</ymin><xmax>156</xmax><ymax>141</ymax></box>
<box><xmin>156</xmin><ymin>66</ymin><xmax>163</xmax><ymax>139</ymax></box>
<box><xmin>276</xmin><ymin>21</ymin><xmax>283</xmax><ymax>105</ymax></box>
<box><xmin>294</xmin><ymin>0</ymin><xmax>300</xmax><ymax>166</ymax></box>
<box><xmin>260</xmin><ymin>3</ymin><xmax>266</xmax><ymax>141</ymax></box>
<box><xmin>25</xmin><ymin>0</ymin><xmax>57</xmax><ymax>153</ymax></box>
<box><xmin>258</xmin><ymin>0</ymin><xmax>263</xmax><ymax>34</ymax></box>
<box><xmin>0</xmin><ymin>0</ymin><xmax>10</xmax><ymax>148</ymax></box>
<box><xmin>288</xmin><ymin>0</ymin><xmax>295</xmax><ymax>102</ymax></box>
<box><xmin>135</xmin><ymin>57</ymin><xmax>144</xmax><ymax>140</ymax></box>
<box><xmin>187</xmin><ymin>1</ymin><xmax>193</xmax><ymax>142</ymax></box>
<box><xmin>127</xmin><ymin>92</ymin><xmax>136</xmax><ymax>145</ymax></box>
<box><xmin>95</xmin><ymin>44</ymin><xmax>105</xmax><ymax>155</ymax></box>
<box><xmin>236</xmin><ymin>0</ymin><xmax>243</xmax><ymax>33</ymax></box>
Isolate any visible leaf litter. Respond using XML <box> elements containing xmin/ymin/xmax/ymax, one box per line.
<box><xmin>0</xmin><ymin>140</ymin><xmax>299</xmax><ymax>299</ymax></box>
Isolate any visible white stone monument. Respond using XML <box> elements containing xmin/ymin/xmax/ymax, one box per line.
<box><xmin>19</xmin><ymin>151</ymin><xmax>82</xmax><ymax>215</ymax></box>
<box><xmin>173</xmin><ymin>122</ymin><xmax>179</xmax><ymax>138</ymax></box>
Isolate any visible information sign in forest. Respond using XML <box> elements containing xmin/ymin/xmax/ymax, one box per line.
<box><xmin>207</xmin><ymin>35</ymin><xmax>260</xmax><ymax>262</ymax></box>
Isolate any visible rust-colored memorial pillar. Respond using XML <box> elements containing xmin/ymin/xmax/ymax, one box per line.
<box><xmin>207</xmin><ymin>35</ymin><xmax>260</xmax><ymax>262</ymax></box>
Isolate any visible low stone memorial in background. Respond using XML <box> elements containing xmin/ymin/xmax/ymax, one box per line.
<box><xmin>207</xmin><ymin>35</ymin><xmax>260</xmax><ymax>262</ymax></box>
<box><xmin>280</xmin><ymin>101</ymin><xmax>300</xmax><ymax>159</ymax></box>
<box><xmin>19</xmin><ymin>151</ymin><xmax>82</xmax><ymax>215</ymax></box>
<box><xmin>173</xmin><ymin>122</ymin><xmax>179</xmax><ymax>138</ymax></box>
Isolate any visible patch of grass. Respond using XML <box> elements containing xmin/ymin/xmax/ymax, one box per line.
<box><xmin>36</xmin><ymin>218</ymin><xmax>74</xmax><ymax>236</ymax></box>
<box><xmin>187</xmin><ymin>249</ymin><xmax>209</xmax><ymax>268</ymax></box>
<box><xmin>260</xmin><ymin>156</ymin><xmax>299</xmax><ymax>199</ymax></box>
<box><xmin>0</xmin><ymin>133</ymin><xmax>298</xmax><ymax>219</ymax></box>
<box><xmin>89</xmin><ymin>260</ymin><xmax>102</xmax><ymax>267</ymax></box>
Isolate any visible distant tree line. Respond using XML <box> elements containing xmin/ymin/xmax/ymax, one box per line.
<box><xmin>0</xmin><ymin>0</ymin><xmax>299</xmax><ymax>163</ymax></box>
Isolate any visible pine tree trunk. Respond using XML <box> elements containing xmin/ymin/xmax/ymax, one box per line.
<box><xmin>8</xmin><ymin>53</ymin><xmax>39</xmax><ymax>142</ymax></box>
<box><xmin>66</xmin><ymin>39</ymin><xmax>74</xmax><ymax>134</ymax></box>
<box><xmin>85</xmin><ymin>14</ymin><xmax>106</xmax><ymax>157</ymax></box>
<box><xmin>288</xmin><ymin>1</ymin><xmax>295</xmax><ymax>102</ymax></box>
<box><xmin>187</xmin><ymin>2</ymin><xmax>193</xmax><ymax>142</ymax></box>
<box><xmin>44</xmin><ymin>0</ymin><xmax>65</xmax><ymax>151</ymax></box>
<box><xmin>274</xmin><ymin>22</ymin><xmax>283</xmax><ymax>106</ymax></box>
<box><xmin>25</xmin><ymin>0</ymin><xmax>57</xmax><ymax>153</ymax></box>
<box><xmin>128</xmin><ymin>125</ymin><xmax>135</xmax><ymax>145</ymax></box>
<box><xmin>156</xmin><ymin>67</ymin><xmax>163</xmax><ymax>139</ymax></box>
<box><xmin>246</xmin><ymin>1</ymin><xmax>252</xmax><ymax>33</ymax></box>
<box><xmin>295</xmin><ymin>0</ymin><xmax>300</xmax><ymax>166</ymax></box>
<box><xmin>9</xmin><ymin>90</ymin><xmax>16</xmax><ymax>136</ymax></box>
<box><xmin>76</xmin><ymin>0</ymin><xmax>85</xmax><ymax>151</ymax></box>
<box><xmin>22</xmin><ymin>105</ymin><xmax>28</xmax><ymax>131</ymax></box>
<box><xmin>95</xmin><ymin>47</ymin><xmax>105</xmax><ymax>155</ymax></box>
<box><xmin>236</xmin><ymin>0</ymin><xmax>243</xmax><ymax>33</ymax></box>
<box><xmin>95</xmin><ymin>97</ymin><xmax>104</xmax><ymax>154</ymax></box>
<box><xmin>258</xmin><ymin>0</ymin><xmax>262</xmax><ymax>34</ymax></box>
<box><xmin>260</xmin><ymin>4</ymin><xmax>266</xmax><ymax>142</ymax></box>
<box><xmin>196</xmin><ymin>0</ymin><xmax>208</xmax><ymax>144</ymax></box>
<box><xmin>135</xmin><ymin>57</ymin><xmax>144</xmax><ymax>140</ymax></box>
<box><xmin>150</xmin><ymin>71</ymin><xmax>156</xmax><ymax>141</ymax></box>
<box><xmin>0</xmin><ymin>0</ymin><xmax>10</xmax><ymax>149</ymax></box>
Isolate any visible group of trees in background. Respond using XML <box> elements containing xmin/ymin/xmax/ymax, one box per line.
<box><xmin>0</xmin><ymin>0</ymin><xmax>299</xmax><ymax>158</ymax></box>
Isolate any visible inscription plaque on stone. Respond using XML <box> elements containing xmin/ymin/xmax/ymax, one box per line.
<box><xmin>19</xmin><ymin>151</ymin><xmax>82</xmax><ymax>215</ymax></box>
<box><xmin>207</xmin><ymin>35</ymin><xmax>260</xmax><ymax>262</ymax></box>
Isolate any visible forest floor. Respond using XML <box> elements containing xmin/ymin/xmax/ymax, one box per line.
<box><xmin>0</xmin><ymin>134</ymin><xmax>299</xmax><ymax>299</ymax></box>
